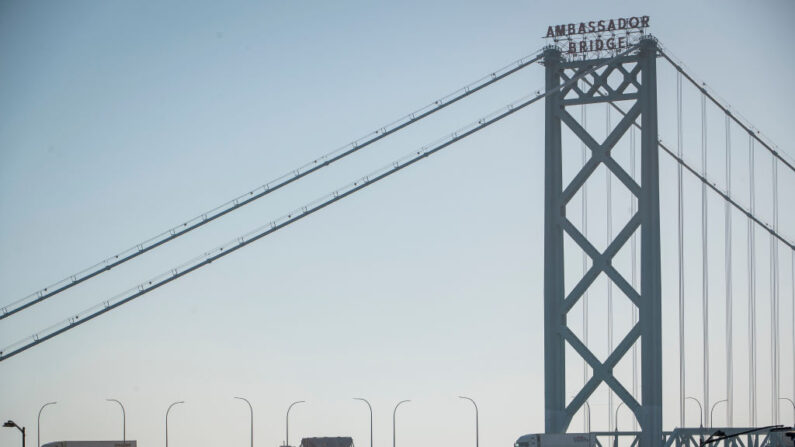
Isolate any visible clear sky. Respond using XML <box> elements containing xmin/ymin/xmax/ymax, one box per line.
<box><xmin>1</xmin><ymin>1</ymin><xmax>794</xmax><ymax>446</ymax></box>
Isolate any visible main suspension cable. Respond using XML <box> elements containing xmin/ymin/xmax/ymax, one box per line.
<box><xmin>657</xmin><ymin>44</ymin><xmax>795</xmax><ymax>174</ymax></box>
<box><xmin>0</xmin><ymin>44</ymin><xmax>644</xmax><ymax>362</ymax></box>
<box><xmin>659</xmin><ymin>141</ymin><xmax>792</xmax><ymax>247</ymax></box>
<box><xmin>579</xmin><ymin>78</ymin><xmax>794</xmax><ymax>251</ymax></box>
<box><xmin>0</xmin><ymin>98</ymin><xmax>522</xmax><ymax>359</ymax></box>
<box><xmin>0</xmin><ymin>49</ymin><xmax>546</xmax><ymax>321</ymax></box>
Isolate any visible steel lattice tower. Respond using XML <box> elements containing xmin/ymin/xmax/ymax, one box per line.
<box><xmin>543</xmin><ymin>37</ymin><xmax>662</xmax><ymax>447</ymax></box>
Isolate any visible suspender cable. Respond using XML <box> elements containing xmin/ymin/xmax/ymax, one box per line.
<box><xmin>598</xmin><ymin>101</ymin><xmax>793</xmax><ymax>251</ymax></box>
<box><xmin>600</xmin><ymin>91</ymin><xmax>795</xmax><ymax>428</ymax></box>
<box><xmin>584</xmin><ymin>44</ymin><xmax>793</xmax><ymax>432</ymax></box>
<box><xmin>578</xmin><ymin>74</ymin><xmax>789</xmax><ymax>428</ymax></box>
<box><xmin>770</xmin><ymin>157</ymin><xmax>779</xmax><ymax>424</ymax></box>
<box><xmin>0</xmin><ymin>43</ymin><xmax>646</xmax><ymax>362</ymax></box>
<box><xmin>725</xmin><ymin>113</ymin><xmax>734</xmax><ymax>426</ymax></box>
<box><xmin>630</xmin><ymin>123</ymin><xmax>638</xmax><ymax>432</ymax></box>
<box><xmin>657</xmin><ymin>46</ymin><xmax>795</xmax><ymax>174</ymax></box>
<box><xmin>677</xmin><ymin>71</ymin><xmax>686</xmax><ymax>429</ymax></box>
<box><xmin>0</xmin><ymin>50</ymin><xmax>547</xmax><ymax>321</ymax></box>
<box><xmin>555</xmin><ymin>49</ymin><xmax>794</xmax><ymax>248</ymax></box>
<box><xmin>581</xmin><ymin>92</ymin><xmax>590</xmax><ymax>433</ymax></box>
<box><xmin>606</xmin><ymin>102</ymin><xmax>614</xmax><ymax>432</ymax></box>
<box><xmin>701</xmin><ymin>92</ymin><xmax>710</xmax><ymax>426</ymax></box>
<box><xmin>579</xmin><ymin>81</ymin><xmax>794</xmax><ymax>430</ymax></box>
<box><xmin>748</xmin><ymin>134</ymin><xmax>757</xmax><ymax>426</ymax></box>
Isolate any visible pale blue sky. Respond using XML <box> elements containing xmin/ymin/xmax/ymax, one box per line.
<box><xmin>1</xmin><ymin>1</ymin><xmax>794</xmax><ymax>446</ymax></box>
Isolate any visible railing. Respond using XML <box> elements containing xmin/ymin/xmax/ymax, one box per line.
<box><xmin>591</xmin><ymin>430</ymin><xmax>639</xmax><ymax>447</ymax></box>
<box><xmin>585</xmin><ymin>427</ymin><xmax>791</xmax><ymax>447</ymax></box>
<box><xmin>662</xmin><ymin>427</ymin><xmax>779</xmax><ymax>447</ymax></box>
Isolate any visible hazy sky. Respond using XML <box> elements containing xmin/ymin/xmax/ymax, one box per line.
<box><xmin>1</xmin><ymin>1</ymin><xmax>794</xmax><ymax>446</ymax></box>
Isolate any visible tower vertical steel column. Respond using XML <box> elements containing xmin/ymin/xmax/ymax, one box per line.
<box><xmin>543</xmin><ymin>45</ymin><xmax>567</xmax><ymax>434</ymax></box>
<box><xmin>637</xmin><ymin>38</ymin><xmax>663</xmax><ymax>447</ymax></box>
<box><xmin>542</xmin><ymin>37</ymin><xmax>662</xmax><ymax>447</ymax></box>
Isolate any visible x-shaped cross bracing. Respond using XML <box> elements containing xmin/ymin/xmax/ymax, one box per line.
<box><xmin>560</xmin><ymin>59</ymin><xmax>642</xmax><ymax>105</ymax></box>
<box><xmin>553</xmin><ymin>59</ymin><xmax>645</xmax><ymax>429</ymax></box>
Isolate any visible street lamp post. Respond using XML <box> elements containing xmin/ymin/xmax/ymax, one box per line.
<box><xmin>286</xmin><ymin>400</ymin><xmax>306</xmax><ymax>447</ymax></box>
<box><xmin>570</xmin><ymin>396</ymin><xmax>591</xmax><ymax>433</ymax></box>
<box><xmin>709</xmin><ymin>399</ymin><xmax>727</xmax><ymax>428</ymax></box>
<box><xmin>583</xmin><ymin>401</ymin><xmax>591</xmax><ymax>433</ymax></box>
<box><xmin>37</xmin><ymin>402</ymin><xmax>56</xmax><ymax>447</ymax></box>
<box><xmin>685</xmin><ymin>397</ymin><xmax>703</xmax><ymax>428</ymax></box>
<box><xmin>613</xmin><ymin>402</ymin><xmax>625</xmax><ymax>447</ymax></box>
<box><xmin>392</xmin><ymin>400</ymin><xmax>410</xmax><ymax>447</ymax></box>
<box><xmin>165</xmin><ymin>401</ymin><xmax>184</xmax><ymax>447</ymax></box>
<box><xmin>3</xmin><ymin>420</ymin><xmax>26</xmax><ymax>447</ymax></box>
<box><xmin>779</xmin><ymin>398</ymin><xmax>795</xmax><ymax>425</ymax></box>
<box><xmin>106</xmin><ymin>399</ymin><xmax>126</xmax><ymax>446</ymax></box>
<box><xmin>685</xmin><ymin>396</ymin><xmax>704</xmax><ymax>445</ymax></box>
<box><xmin>353</xmin><ymin>398</ymin><xmax>373</xmax><ymax>447</ymax></box>
<box><xmin>615</xmin><ymin>402</ymin><xmax>626</xmax><ymax>432</ymax></box>
<box><xmin>458</xmin><ymin>396</ymin><xmax>478</xmax><ymax>447</ymax></box>
<box><xmin>234</xmin><ymin>397</ymin><xmax>254</xmax><ymax>447</ymax></box>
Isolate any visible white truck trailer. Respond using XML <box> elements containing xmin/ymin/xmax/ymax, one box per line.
<box><xmin>514</xmin><ymin>433</ymin><xmax>595</xmax><ymax>447</ymax></box>
<box><xmin>43</xmin><ymin>442</ymin><xmax>136</xmax><ymax>447</ymax></box>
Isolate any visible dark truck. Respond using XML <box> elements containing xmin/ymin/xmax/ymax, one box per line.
<box><xmin>300</xmin><ymin>437</ymin><xmax>354</xmax><ymax>447</ymax></box>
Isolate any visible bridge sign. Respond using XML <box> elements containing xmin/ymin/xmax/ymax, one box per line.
<box><xmin>544</xmin><ymin>16</ymin><xmax>650</xmax><ymax>57</ymax></box>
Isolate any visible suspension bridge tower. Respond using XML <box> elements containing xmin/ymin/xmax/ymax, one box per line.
<box><xmin>543</xmin><ymin>36</ymin><xmax>662</xmax><ymax>446</ymax></box>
